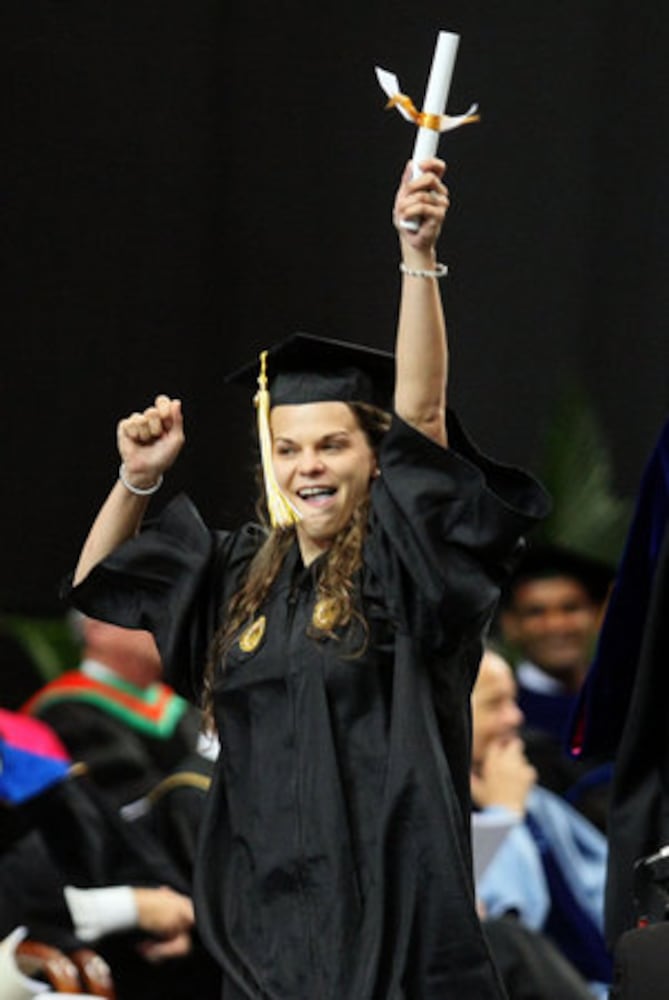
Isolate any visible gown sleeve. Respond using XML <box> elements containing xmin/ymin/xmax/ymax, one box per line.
<box><xmin>370</xmin><ymin>410</ymin><xmax>550</xmax><ymax>646</ymax></box>
<box><xmin>66</xmin><ymin>494</ymin><xmax>262</xmax><ymax>703</ymax></box>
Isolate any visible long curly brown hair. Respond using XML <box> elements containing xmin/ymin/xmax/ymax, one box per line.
<box><xmin>202</xmin><ymin>402</ymin><xmax>391</xmax><ymax>722</ymax></box>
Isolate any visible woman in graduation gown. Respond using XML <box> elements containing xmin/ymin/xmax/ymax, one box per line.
<box><xmin>67</xmin><ymin>158</ymin><xmax>549</xmax><ymax>999</ymax></box>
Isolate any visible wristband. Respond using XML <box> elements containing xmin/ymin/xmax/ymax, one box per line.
<box><xmin>119</xmin><ymin>463</ymin><xmax>163</xmax><ymax>496</ymax></box>
<box><xmin>399</xmin><ymin>261</ymin><xmax>448</xmax><ymax>279</ymax></box>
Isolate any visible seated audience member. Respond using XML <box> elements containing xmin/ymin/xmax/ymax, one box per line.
<box><xmin>0</xmin><ymin>838</ymin><xmax>202</xmax><ymax>1000</ymax></box>
<box><xmin>471</xmin><ymin>648</ymin><xmax>611</xmax><ymax>996</ymax></box>
<box><xmin>22</xmin><ymin>615</ymin><xmax>206</xmax><ymax>810</ymax></box>
<box><xmin>0</xmin><ymin>834</ymin><xmax>194</xmax><ymax>961</ymax></box>
<box><xmin>497</xmin><ymin>545</ymin><xmax>614</xmax><ymax>827</ymax></box>
<box><xmin>0</xmin><ymin>709</ymin><xmax>220</xmax><ymax>999</ymax></box>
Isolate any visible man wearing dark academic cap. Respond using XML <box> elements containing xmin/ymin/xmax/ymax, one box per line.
<box><xmin>497</xmin><ymin>544</ymin><xmax>614</xmax><ymax>827</ymax></box>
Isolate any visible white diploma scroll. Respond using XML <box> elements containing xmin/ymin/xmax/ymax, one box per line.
<box><xmin>410</xmin><ymin>31</ymin><xmax>460</xmax><ymax>180</ymax></box>
<box><xmin>375</xmin><ymin>31</ymin><xmax>479</xmax><ymax>230</ymax></box>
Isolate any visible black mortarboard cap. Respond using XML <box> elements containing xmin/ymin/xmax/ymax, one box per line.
<box><xmin>224</xmin><ymin>333</ymin><xmax>395</xmax><ymax>528</ymax></box>
<box><xmin>504</xmin><ymin>543</ymin><xmax>615</xmax><ymax>605</ymax></box>
<box><xmin>225</xmin><ymin>333</ymin><xmax>396</xmax><ymax>411</ymax></box>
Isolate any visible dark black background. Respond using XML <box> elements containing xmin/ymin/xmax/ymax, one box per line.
<box><xmin>2</xmin><ymin>0</ymin><xmax>668</xmax><ymax>614</ymax></box>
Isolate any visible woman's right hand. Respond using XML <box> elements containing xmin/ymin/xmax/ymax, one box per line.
<box><xmin>117</xmin><ymin>395</ymin><xmax>185</xmax><ymax>490</ymax></box>
<box><xmin>73</xmin><ymin>394</ymin><xmax>184</xmax><ymax>585</ymax></box>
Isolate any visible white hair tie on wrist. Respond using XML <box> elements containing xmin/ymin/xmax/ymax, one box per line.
<box><xmin>119</xmin><ymin>463</ymin><xmax>163</xmax><ymax>496</ymax></box>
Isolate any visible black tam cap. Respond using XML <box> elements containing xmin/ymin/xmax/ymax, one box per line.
<box><xmin>225</xmin><ymin>333</ymin><xmax>395</xmax><ymax>411</ymax></box>
<box><xmin>504</xmin><ymin>544</ymin><xmax>615</xmax><ymax>605</ymax></box>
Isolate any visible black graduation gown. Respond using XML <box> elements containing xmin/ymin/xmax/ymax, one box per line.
<box><xmin>37</xmin><ymin>696</ymin><xmax>202</xmax><ymax>810</ymax></box>
<box><xmin>570</xmin><ymin>418</ymin><xmax>669</xmax><ymax>944</ymax></box>
<box><xmin>26</xmin><ymin>674</ymin><xmax>203</xmax><ymax>810</ymax></box>
<box><xmin>70</xmin><ymin>413</ymin><xmax>548</xmax><ymax>999</ymax></box>
<box><xmin>0</xmin><ymin>773</ymin><xmax>223</xmax><ymax>1000</ymax></box>
<box><xmin>140</xmin><ymin>751</ymin><xmax>214</xmax><ymax>885</ymax></box>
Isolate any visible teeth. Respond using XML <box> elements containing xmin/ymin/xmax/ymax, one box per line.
<box><xmin>298</xmin><ymin>487</ymin><xmax>335</xmax><ymax>498</ymax></box>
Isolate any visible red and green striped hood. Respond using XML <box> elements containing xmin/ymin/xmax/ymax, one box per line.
<box><xmin>23</xmin><ymin>670</ymin><xmax>188</xmax><ymax>739</ymax></box>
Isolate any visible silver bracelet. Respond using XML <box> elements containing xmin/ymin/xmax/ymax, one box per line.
<box><xmin>399</xmin><ymin>261</ymin><xmax>448</xmax><ymax>279</ymax></box>
<box><xmin>118</xmin><ymin>463</ymin><xmax>163</xmax><ymax>496</ymax></box>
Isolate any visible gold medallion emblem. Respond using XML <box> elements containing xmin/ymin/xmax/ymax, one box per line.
<box><xmin>238</xmin><ymin>615</ymin><xmax>266</xmax><ymax>653</ymax></box>
<box><xmin>312</xmin><ymin>598</ymin><xmax>338</xmax><ymax>632</ymax></box>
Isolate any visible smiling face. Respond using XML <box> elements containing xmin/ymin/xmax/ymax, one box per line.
<box><xmin>270</xmin><ymin>401</ymin><xmax>378</xmax><ymax>566</ymax></box>
<box><xmin>500</xmin><ymin>576</ymin><xmax>601</xmax><ymax>690</ymax></box>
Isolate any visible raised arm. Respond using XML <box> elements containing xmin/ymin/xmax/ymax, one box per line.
<box><xmin>392</xmin><ymin>157</ymin><xmax>450</xmax><ymax>447</ymax></box>
<box><xmin>73</xmin><ymin>395</ymin><xmax>185</xmax><ymax>585</ymax></box>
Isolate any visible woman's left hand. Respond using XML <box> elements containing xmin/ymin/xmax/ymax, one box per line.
<box><xmin>393</xmin><ymin>157</ymin><xmax>449</xmax><ymax>254</ymax></box>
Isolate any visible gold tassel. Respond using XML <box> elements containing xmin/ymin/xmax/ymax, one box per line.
<box><xmin>255</xmin><ymin>350</ymin><xmax>301</xmax><ymax>529</ymax></box>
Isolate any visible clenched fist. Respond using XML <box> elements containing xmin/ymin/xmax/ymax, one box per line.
<box><xmin>117</xmin><ymin>395</ymin><xmax>185</xmax><ymax>491</ymax></box>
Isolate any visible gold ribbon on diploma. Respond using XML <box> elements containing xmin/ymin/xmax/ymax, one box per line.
<box><xmin>384</xmin><ymin>91</ymin><xmax>480</xmax><ymax>132</ymax></box>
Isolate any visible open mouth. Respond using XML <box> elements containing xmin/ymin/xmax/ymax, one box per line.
<box><xmin>297</xmin><ymin>486</ymin><xmax>337</xmax><ymax>506</ymax></box>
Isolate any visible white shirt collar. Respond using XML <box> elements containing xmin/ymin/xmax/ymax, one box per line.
<box><xmin>79</xmin><ymin>658</ymin><xmax>121</xmax><ymax>684</ymax></box>
<box><xmin>516</xmin><ymin>660</ymin><xmax>567</xmax><ymax>695</ymax></box>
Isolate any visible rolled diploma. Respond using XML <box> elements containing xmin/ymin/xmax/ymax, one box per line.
<box><xmin>411</xmin><ymin>30</ymin><xmax>460</xmax><ymax>178</ymax></box>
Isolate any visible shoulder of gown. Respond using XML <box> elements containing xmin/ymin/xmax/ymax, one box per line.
<box><xmin>369</xmin><ymin>410</ymin><xmax>550</xmax><ymax>639</ymax></box>
<box><xmin>66</xmin><ymin>494</ymin><xmax>265</xmax><ymax>703</ymax></box>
